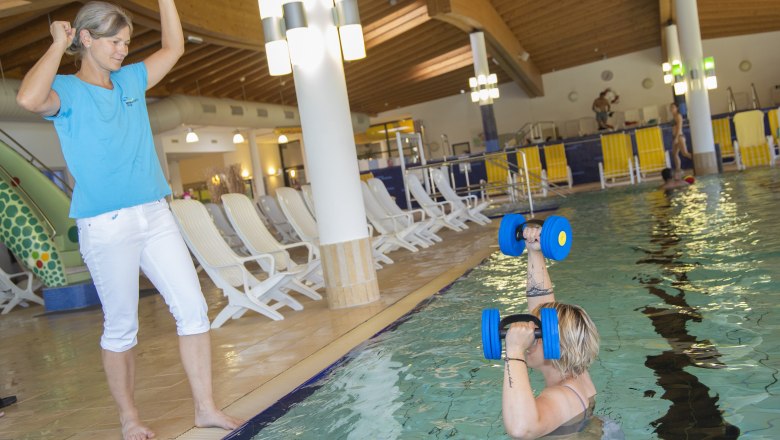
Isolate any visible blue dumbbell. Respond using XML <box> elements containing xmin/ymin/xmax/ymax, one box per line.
<box><xmin>481</xmin><ymin>308</ymin><xmax>560</xmax><ymax>360</ymax></box>
<box><xmin>497</xmin><ymin>214</ymin><xmax>572</xmax><ymax>260</ymax></box>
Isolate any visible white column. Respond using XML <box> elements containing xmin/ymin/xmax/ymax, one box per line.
<box><xmin>676</xmin><ymin>0</ymin><xmax>718</xmax><ymax>174</ymax></box>
<box><xmin>247</xmin><ymin>130</ymin><xmax>266</xmax><ymax>198</ymax></box>
<box><xmin>285</xmin><ymin>0</ymin><xmax>378</xmax><ymax>307</ymax></box>
<box><xmin>287</xmin><ymin>0</ymin><xmax>367</xmax><ymax>245</ymax></box>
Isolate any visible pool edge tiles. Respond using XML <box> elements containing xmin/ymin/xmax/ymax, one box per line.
<box><xmin>176</xmin><ymin>243</ymin><xmax>499</xmax><ymax>440</ymax></box>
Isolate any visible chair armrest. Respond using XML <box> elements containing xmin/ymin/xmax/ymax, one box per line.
<box><xmin>404</xmin><ymin>208</ymin><xmax>427</xmax><ymax>221</ymax></box>
<box><xmin>278</xmin><ymin>241</ymin><xmax>316</xmax><ymax>262</ymax></box>
<box><xmin>210</xmin><ymin>254</ymin><xmax>277</xmax><ymax>275</ymax></box>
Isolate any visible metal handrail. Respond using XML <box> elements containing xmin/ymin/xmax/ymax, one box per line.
<box><xmin>0</xmin><ymin>162</ymin><xmax>57</xmax><ymax>239</ymax></box>
<box><xmin>0</xmin><ymin>127</ymin><xmax>73</xmax><ymax>196</ymax></box>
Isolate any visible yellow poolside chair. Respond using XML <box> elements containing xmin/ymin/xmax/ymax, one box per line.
<box><xmin>769</xmin><ymin>108</ymin><xmax>779</xmax><ymax>148</ymax></box>
<box><xmin>733</xmin><ymin>110</ymin><xmax>776</xmax><ymax>168</ymax></box>
<box><xmin>598</xmin><ymin>133</ymin><xmax>635</xmax><ymax>189</ymax></box>
<box><xmin>542</xmin><ymin>143</ymin><xmax>572</xmax><ymax>188</ymax></box>
<box><xmin>516</xmin><ymin>145</ymin><xmax>544</xmax><ymax>193</ymax></box>
<box><xmin>484</xmin><ymin>156</ymin><xmax>509</xmax><ymax>196</ymax></box>
<box><xmin>634</xmin><ymin>127</ymin><xmax>670</xmax><ymax>181</ymax></box>
<box><xmin>711</xmin><ymin>117</ymin><xmax>735</xmax><ymax>162</ymax></box>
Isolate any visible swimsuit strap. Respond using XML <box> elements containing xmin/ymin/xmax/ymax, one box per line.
<box><xmin>562</xmin><ymin>384</ymin><xmax>587</xmax><ymax>415</ymax></box>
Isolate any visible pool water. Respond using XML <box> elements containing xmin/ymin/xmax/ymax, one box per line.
<box><xmin>246</xmin><ymin>168</ymin><xmax>780</xmax><ymax>439</ymax></box>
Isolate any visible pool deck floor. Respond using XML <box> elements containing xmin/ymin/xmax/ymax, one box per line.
<box><xmin>0</xmin><ymin>216</ymin><xmax>503</xmax><ymax>439</ymax></box>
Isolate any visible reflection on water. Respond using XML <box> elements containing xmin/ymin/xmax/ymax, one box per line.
<box><xmin>245</xmin><ymin>168</ymin><xmax>780</xmax><ymax>440</ymax></box>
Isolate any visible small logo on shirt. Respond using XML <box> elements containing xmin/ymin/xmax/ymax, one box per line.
<box><xmin>123</xmin><ymin>97</ymin><xmax>138</xmax><ymax>107</ymax></box>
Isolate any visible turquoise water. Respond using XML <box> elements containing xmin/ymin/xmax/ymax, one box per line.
<box><xmin>250</xmin><ymin>168</ymin><xmax>780</xmax><ymax>439</ymax></box>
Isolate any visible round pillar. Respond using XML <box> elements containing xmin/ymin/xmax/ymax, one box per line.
<box><xmin>676</xmin><ymin>0</ymin><xmax>718</xmax><ymax>175</ymax></box>
<box><xmin>287</xmin><ymin>0</ymin><xmax>379</xmax><ymax>308</ymax></box>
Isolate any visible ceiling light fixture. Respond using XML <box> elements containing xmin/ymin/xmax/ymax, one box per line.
<box><xmin>278</xmin><ymin>134</ymin><xmax>289</xmax><ymax>144</ymax></box>
<box><xmin>259</xmin><ymin>0</ymin><xmax>366</xmax><ymax>76</ymax></box>
<box><xmin>232</xmin><ymin>130</ymin><xmax>245</xmax><ymax>144</ymax></box>
<box><xmin>185</xmin><ymin>127</ymin><xmax>199</xmax><ymax>143</ymax></box>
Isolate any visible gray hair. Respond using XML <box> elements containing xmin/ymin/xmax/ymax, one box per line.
<box><xmin>66</xmin><ymin>1</ymin><xmax>133</xmax><ymax>58</ymax></box>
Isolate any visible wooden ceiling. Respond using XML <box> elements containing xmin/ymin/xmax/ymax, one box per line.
<box><xmin>0</xmin><ymin>0</ymin><xmax>778</xmax><ymax>116</ymax></box>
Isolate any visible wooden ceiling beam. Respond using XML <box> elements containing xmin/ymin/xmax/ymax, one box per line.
<box><xmin>426</xmin><ymin>0</ymin><xmax>543</xmax><ymax>97</ymax></box>
<box><xmin>0</xmin><ymin>0</ymin><xmax>71</xmax><ymax>19</ymax></box>
<box><xmin>363</xmin><ymin>0</ymin><xmax>430</xmax><ymax>50</ymax></box>
<box><xmin>117</xmin><ymin>0</ymin><xmax>263</xmax><ymax>51</ymax></box>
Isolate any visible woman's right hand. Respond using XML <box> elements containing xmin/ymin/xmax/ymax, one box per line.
<box><xmin>50</xmin><ymin>21</ymin><xmax>75</xmax><ymax>49</ymax></box>
<box><xmin>505</xmin><ymin>321</ymin><xmax>537</xmax><ymax>357</ymax></box>
<box><xmin>523</xmin><ymin>225</ymin><xmax>542</xmax><ymax>253</ymax></box>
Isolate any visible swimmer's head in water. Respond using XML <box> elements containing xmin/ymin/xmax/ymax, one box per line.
<box><xmin>532</xmin><ymin>302</ymin><xmax>599</xmax><ymax>379</ymax></box>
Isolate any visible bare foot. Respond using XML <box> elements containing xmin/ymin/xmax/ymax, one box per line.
<box><xmin>195</xmin><ymin>408</ymin><xmax>245</xmax><ymax>431</ymax></box>
<box><xmin>122</xmin><ymin>417</ymin><xmax>155</xmax><ymax>440</ymax></box>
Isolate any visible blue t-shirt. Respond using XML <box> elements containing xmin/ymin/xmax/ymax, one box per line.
<box><xmin>46</xmin><ymin>63</ymin><xmax>170</xmax><ymax>218</ymax></box>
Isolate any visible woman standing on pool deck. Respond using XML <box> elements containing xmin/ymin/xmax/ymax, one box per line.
<box><xmin>502</xmin><ymin>225</ymin><xmax>600</xmax><ymax>439</ymax></box>
<box><xmin>16</xmin><ymin>1</ymin><xmax>243</xmax><ymax>438</ymax></box>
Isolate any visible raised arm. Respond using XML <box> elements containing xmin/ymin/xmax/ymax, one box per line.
<box><xmin>523</xmin><ymin>225</ymin><xmax>555</xmax><ymax>311</ymax></box>
<box><xmin>143</xmin><ymin>0</ymin><xmax>184</xmax><ymax>90</ymax></box>
<box><xmin>16</xmin><ymin>22</ymin><xmax>74</xmax><ymax>116</ymax></box>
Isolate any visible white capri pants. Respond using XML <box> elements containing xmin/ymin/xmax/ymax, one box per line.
<box><xmin>77</xmin><ymin>198</ymin><xmax>209</xmax><ymax>352</ymax></box>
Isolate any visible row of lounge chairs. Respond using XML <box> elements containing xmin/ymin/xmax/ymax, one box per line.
<box><xmin>169</xmin><ymin>172</ymin><xmax>491</xmax><ymax>328</ymax></box>
<box><xmin>600</xmin><ymin>108</ymin><xmax>779</xmax><ymax>188</ymax></box>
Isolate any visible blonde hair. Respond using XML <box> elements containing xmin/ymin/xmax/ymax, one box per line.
<box><xmin>533</xmin><ymin>302</ymin><xmax>599</xmax><ymax>379</ymax></box>
<box><xmin>66</xmin><ymin>1</ymin><xmax>133</xmax><ymax>58</ymax></box>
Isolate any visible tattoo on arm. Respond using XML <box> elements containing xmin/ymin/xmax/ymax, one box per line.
<box><xmin>506</xmin><ymin>362</ymin><xmax>514</xmax><ymax>388</ymax></box>
<box><xmin>527</xmin><ymin>286</ymin><xmax>553</xmax><ymax>297</ymax></box>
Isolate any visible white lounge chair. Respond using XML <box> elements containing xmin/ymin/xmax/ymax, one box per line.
<box><xmin>257</xmin><ymin>195</ymin><xmax>299</xmax><ymax>244</ymax></box>
<box><xmin>367</xmin><ymin>178</ymin><xmax>442</xmax><ymax>244</ymax></box>
<box><xmin>204</xmin><ymin>202</ymin><xmax>246</xmax><ymax>254</ymax></box>
<box><xmin>430</xmin><ymin>168</ymin><xmax>491</xmax><ymax>225</ymax></box>
<box><xmin>301</xmin><ymin>184</ymin><xmax>317</xmax><ymax>218</ymax></box>
<box><xmin>360</xmin><ymin>181</ymin><xmax>424</xmax><ymax>253</ymax></box>
<box><xmin>275</xmin><ymin>187</ymin><xmax>394</xmax><ymax>267</ymax></box>
<box><xmin>221</xmin><ymin>193</ymin><xmax>324</xmax><ymax>292</ymax></box>
<box><xmin>406</xmin><ymin>173</ymin><xmax>468</xmax><ymax>232</ymax></box>
<box><xmin>0</xmin><ymin>266</ymin><xmax>43</xmax><ymax>314</ymax></box>
<box><xmin>170</xmin><ymin>199</ymin><xmax>304</xmax><ymax>328</ymax></box>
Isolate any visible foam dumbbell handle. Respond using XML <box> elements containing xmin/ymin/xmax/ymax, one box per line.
<box><xmin>482</xmin><ymin>309</ymin><xmax>561</xmax><ymax>360</ymax></box>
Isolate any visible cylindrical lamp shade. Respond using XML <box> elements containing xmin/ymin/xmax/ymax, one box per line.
<box><xmin>339</xmin><ymin>24</ymin><xmax>365</xmax><ymax>61</ymax></box>
<box><xmin>665</xmin><ymin>24</ymin><xmax>681</xmax><ymax>65</ymax></box>
<box><xmin>265</xmin><ymin>40</ymin><xmax>292</xmax><ymax>75</ymax></box>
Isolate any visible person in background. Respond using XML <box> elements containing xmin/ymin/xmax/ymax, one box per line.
<box><xmin>659</xmin><ymin>167</ymin><xmax>693</xmax><ymax>191</ymax></box>
<box><xmin>502</xmin><ymin>225</ymin><xmax>601</xmax><ymax>439</ymax></box>
<box><xmin>592</xmin><ymin>90</ymin><xmax>614</xmax><ymax>130</ymax></box>
<box><xmin>670</xmin><ymin>103</ymin><xmax>692</xmax><ymax>178</ymax></box>
<box><xmin>16</xmin><ymin>1</ymin><xmax>243</xmax><ymax>438</ymax></box>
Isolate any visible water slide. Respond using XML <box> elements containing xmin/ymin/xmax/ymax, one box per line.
<box><xmin>0</xmin><ymin>139</ymin><xmax>90</xmax><ymax>287</ymax></box>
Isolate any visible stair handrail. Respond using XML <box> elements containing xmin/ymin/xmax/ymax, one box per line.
<box><xmin>0</xmin><ymin>127</ymin><xmax>73</xmax><ymax>196</ymax></box>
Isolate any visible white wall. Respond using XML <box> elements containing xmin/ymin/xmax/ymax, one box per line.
<box><xmin>375</xmin><ymin>31</ymin><xmax>780</xmax><ymax>156</ymax></box>
<box><xmin>0</xmin><ymin>121</ymin><xmax>65</xmax><ymax>167</ymax></box>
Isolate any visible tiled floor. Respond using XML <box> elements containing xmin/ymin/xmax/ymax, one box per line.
<box><xmin>0</xmin><ymin>220</ymin><xmax>500</xmax><ymax>439</ymax></box>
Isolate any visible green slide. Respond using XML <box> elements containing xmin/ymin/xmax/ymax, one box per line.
<box><xmin>0</xmin><ymin>140</ymin><xmax>90</xmax><ymax>287</ymax></box>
